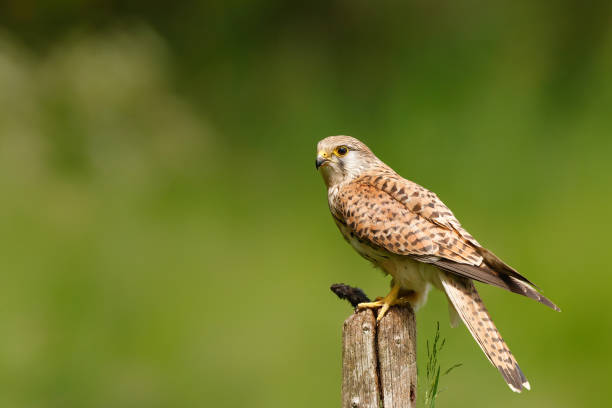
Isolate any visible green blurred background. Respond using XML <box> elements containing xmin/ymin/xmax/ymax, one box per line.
<box><xmin>1</xmin><ymin>1</ymin><xmax>611</xmax><ymax>407</ymax></box>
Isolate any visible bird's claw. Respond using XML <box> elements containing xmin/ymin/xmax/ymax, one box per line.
<box><xmin>357</xmin><ymin>295</ymin><xmax>413</xmax><ymax>321</ymax></box>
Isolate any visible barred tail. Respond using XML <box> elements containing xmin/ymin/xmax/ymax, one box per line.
<box><xmin>439</xmin><ymin>272</ymin><xmax>530</xmax><ymax>393</ymax></box>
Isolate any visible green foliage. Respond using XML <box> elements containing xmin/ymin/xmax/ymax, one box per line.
<box><xmin>0</xmin><ymin>2</ymin><xmax>611</xmax><ymax>408</ymax></box>
<box><xmin>423</xmin><ymin>322</ymin><xmax>462</xmax><ymax>408</ymax></box>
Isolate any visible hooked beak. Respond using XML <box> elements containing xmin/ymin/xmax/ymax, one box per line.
<box><xmin>316</xmin><ymin>151</ymin><xmax>330</xmax><ymax>170</ymax></box>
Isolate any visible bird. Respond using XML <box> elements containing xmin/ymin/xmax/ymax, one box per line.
<box><xmin>315</xmin><ymin>135</ymin><xmax>559</xmax><ymax>393</ymax></box>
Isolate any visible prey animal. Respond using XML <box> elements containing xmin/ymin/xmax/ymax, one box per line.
<box><xmin>316</xmin><ymin>135</ymin><xmax>559</xmax><ymax>392</ymax></box>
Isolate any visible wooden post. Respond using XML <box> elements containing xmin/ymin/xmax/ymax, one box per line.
<box><xmin>332</xmin><ymin>284</ymin><xmax>417</xmax><ymax>408</ymax></box>
<box><xmin>342</xmin><ymin>309</ymin><xmax>380</xmax><ymax>408</ymax></box>
<box><xmin>377</xmin><ymin>306</ymin><xmax>417</xmax><ymax>408</ymax></box>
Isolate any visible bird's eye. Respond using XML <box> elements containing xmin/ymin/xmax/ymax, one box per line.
<box><xmin>334</xmin><ymin>146</ymin><xmax>349</xmax><ymax>157</ymax></box>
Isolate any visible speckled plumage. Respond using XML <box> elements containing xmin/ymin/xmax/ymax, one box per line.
<box><xmin>316</xmin><ymin>135</ymin><xmax>559</xmax><ymax>393</ymax></box>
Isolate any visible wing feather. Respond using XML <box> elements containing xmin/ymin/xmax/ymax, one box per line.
<box><xmin>433</xmin><ymin>259</ymin><xmax>560</xmax><ymax>311</ymax></box>
<box><xmin>332</xmin><ymin>173</ymin><xmax>559</xmax><ymax>310</ymax></box>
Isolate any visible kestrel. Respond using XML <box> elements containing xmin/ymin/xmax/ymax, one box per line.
<box><xmin>316</xmin><ymin>135</ymin><xmax>559</xmax><ymax>393</ymax></box>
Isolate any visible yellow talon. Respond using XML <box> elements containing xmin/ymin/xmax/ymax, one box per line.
<box><xmin>357</xmin><ymin>299</ymin><xmax>386</xmax><ymax>312</ymax></box>
<box><xmin>357</xmin><ymin>282</ymin><xmax>413</xmax><ymax>321</ymax></box>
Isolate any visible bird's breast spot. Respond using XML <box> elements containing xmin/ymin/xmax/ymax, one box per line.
<box><xmin>337</xmin><ymin>222</ymin><xmax>389</xmax><ymax>263</ymax></box>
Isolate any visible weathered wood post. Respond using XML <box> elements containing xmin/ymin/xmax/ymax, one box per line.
<box><xmin>332</xmin><ymin>284</ymin><xmax>417</xmax><ymax>408</ymax></box>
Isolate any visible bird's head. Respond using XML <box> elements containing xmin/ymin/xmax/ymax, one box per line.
<box><xmin>316</xmin><ymin>135</ymin><xmax>378</xmax><ymax>188</ymax></box>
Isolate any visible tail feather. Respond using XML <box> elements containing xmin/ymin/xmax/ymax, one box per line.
<box><xmin>439</xmin><ymin>272</ymin><xmax>530</xmax><ymax>393</ymax></box>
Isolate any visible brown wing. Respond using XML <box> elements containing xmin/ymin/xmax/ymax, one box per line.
<box><xmin>356</xmin><ymin>173</ymin><xmax>547</xmax><ymax>285</ymax></box>
<box><xmin>434</xmin><ymin>259</ymin><xmax>560</xmax><ymax>311</ymax></box>
<box><xmin>356</xmin><ymin>172</ymin><xmax>482</xmax><ymax>246</ymax></box>
<box><xmin>333</xmin><ymin>175</ymin><xmax>559</xmax><ymax>311</ymax></box>
<box><xmin>333</xmin><ymin>181</ymin><xmax>482</xmax><ymax>263</ymax></box>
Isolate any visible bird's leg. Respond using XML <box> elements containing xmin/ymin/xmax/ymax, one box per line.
<box><xmin>357</xmin><ymin>282</ymin><xmax>411</xmax><ymax>321</ymax></box>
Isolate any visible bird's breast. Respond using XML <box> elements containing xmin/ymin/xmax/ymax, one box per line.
<box><xmin>334</xmin><ymin>218</ymin><xmax>391</xmax><ymax>264</ymax></box>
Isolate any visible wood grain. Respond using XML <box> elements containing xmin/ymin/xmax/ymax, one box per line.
<box><xmin>342</xmin><ymin>309</ymin><xmax>380</xmax><ymax>408</ymax></box>
<box><xmin>378</xmin><ymin>306</ymin><xmax>417</xmax><ymax>408</ymax></box>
